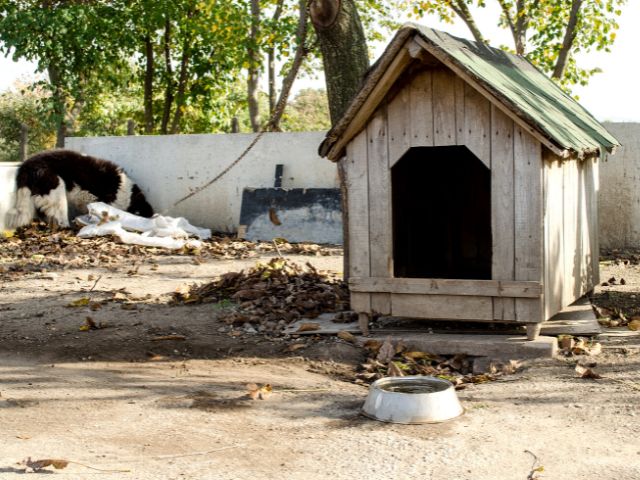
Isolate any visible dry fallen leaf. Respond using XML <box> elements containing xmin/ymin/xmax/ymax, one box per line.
<box><xmin>285</xmin><ymin>343</ymin><xmax>306</xmax><ymax>352</ymax></box>
<box><xmin>575</xmin><ymin>364</ymin><xmax>603</xmax><ymax>379</ymax></box>
<box><xmin>376</xmin><ymin>338</ymin><xmax>395</xmax><ymax>364</ymax></box>
<box><xmin>628</xmin><ymin>319</ymin><xmax>640</xmax><ymax>331</ymax></box>
<box><xmin>21</xmin><ymin>457</ymin><xmax>69</xmax><ymax>472</ymax></box>
<box><xmin>296</xmin><ymin>322</ymin><xmax>320</xmax><ymax>333</ymax></box>
<box><xmin>67</xmin><ymin>297</ymin><xmax>90</xmax><ymax>308</ymax></box>
<box><xmin>337</xmin><ymin>330</ymin><xmax>356</xmax><ymax>343</ymax></box>
<box><xmin>363</xmin><ymin>339</ymin><xmax>382</xmax><ymax>353</ymax></box>
<box><xmin>402</xmin><ymin>351</ymin><xmax>437</xmax><ymax>361</ymax></box>
<box><xmin>151</xmin><ymin>335</ymin><xmax>186</xmax><ymax>341</ymax></box>
<box><xmin>246</xmin><ymin>383</ymin><xmax>273</xmax><ymax>400</ymax></box>
<box><xmin>386</xmin><ymin>361</ymin><xmax>405</xmax><ymax>377</ymax></box>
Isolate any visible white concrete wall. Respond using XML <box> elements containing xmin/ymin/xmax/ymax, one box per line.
<box><xmin>599</xmin><ymin>122</ymin><xmax>640</xmax><ymax>249</ymax></box>
<box><xmin>0</xmin><ymin>163</ymin><xmax>19</xmax><ymax>231</ymax></box>
<box><xmin>65</xmin><ymin>131</ymin><xmax>337</xmax><ymax>232</ymax></box>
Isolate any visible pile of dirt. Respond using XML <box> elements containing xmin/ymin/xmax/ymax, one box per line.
<box><xmin>0</xmin><ymin>223</ymin><xmax>342</xmax><ymax>277</ymax></box>
<box><xmin>172</xmin><ymin>258</ymin><xmax>350</xmax><ymax>334</ymax></box>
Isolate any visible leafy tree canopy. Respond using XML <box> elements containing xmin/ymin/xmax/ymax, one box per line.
<box><xmin>405</xmin><ymin>0</ymin><xmax>626</xmax><ymax>88</ymax></box>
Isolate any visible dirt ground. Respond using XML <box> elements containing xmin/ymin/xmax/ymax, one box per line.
<box><xmin>1</xmin><ymin>233</ymin><xmax>639</xmax><ymax>480</ymax></box>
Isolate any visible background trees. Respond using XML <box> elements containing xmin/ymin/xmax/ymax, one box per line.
<box><xmin>407</xmin><ymin>0</ymin><xmax>626</xmax><ymax>88</ymax></box>
<box><xmin>0</xmin><ymin>0</ymin><xmax>628</xmax><ymax>161</ymax></box>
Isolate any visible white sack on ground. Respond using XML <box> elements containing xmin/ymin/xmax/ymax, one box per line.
<box><xmin>76</xmin><ymin>202</ymin><xmax>211</xmax><ymax>249</ymax></box>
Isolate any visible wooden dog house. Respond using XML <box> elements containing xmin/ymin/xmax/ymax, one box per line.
<box><xmin>319</xmin><ymin>25</ymin><xmax>620</xmax><ymax>340</ymax></box>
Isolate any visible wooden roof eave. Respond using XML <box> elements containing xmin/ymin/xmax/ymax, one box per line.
<box><xmin>324</xmin><ymin>34</ymin><xmax>416</xmax><ymax>162</ymax></box>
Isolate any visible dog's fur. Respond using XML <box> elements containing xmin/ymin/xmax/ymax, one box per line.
<box><xmin>7</xmin><ymin>149</ymin><xmax>153</xmax><ymax>228</ymax></box>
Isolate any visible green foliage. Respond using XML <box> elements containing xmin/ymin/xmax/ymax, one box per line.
<box><xmin>279</xmin><ymin>88</ymin><xmax>331</xmax><ymax>131</ymax></box>
<box><xmin>0</xmin><ymin>84</ymin><xmax>55</xmax><ymax>162</ymax></box>
<box><xmin>0</xmin><ymin>0</ymin><xmax>394</xmax><ymax>139</ymax></box>
<box><xmin>404</xmin><ymin>0</ymin><xmax>627</xmax><ymax>89</ymax></box>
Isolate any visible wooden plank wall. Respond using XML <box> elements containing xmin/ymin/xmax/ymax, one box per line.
<box><xmin>542</xmin><ymin>150</ymin><xmax>599</xmax><ymax>319</ymax></box>
<box><xmin>491</xmin><ymin>106</ymin><xmax>516</xmax><ymax>320</ymax></box>
<box><xmin>513</xmin><ymin>126</ymin><xmax>543</xmax><ymax>323</ymax></box>
<box><xmin>367</xmin><ymin>109</ymin><xmax>392</xmax><ymax>314</ymax></box>
<box><xmin>345</xmin><ymin>130</ymin><xmax>371</xmax><ymax>313</ymax></box>
<box><xmin>347</xmin><ymin>65</ymin><xmax>561</xmax><ymax>323</ymax></box>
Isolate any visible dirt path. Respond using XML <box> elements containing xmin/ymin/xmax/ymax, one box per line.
<box><xmin>1</xmin><ymin>246</ymin><xmax>639</xmax><ymax>479</ymax></box>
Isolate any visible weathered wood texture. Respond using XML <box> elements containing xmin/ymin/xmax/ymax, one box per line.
<box><xmin>350</xmin><ymin>277</ymin><xmax>542</xmax><ymax>298</ymax></box>
<box><xmin>514</xmin><ymin>125</ymin><xmax>543</xmax><ymax>323</ymax></box>
<box><xmin>392</xmin><ymin>294</ymin><xmax>494</xmax><ymax>320</ymax></box>
<box><xmin>346</xmin><ymin>129</ymin><xmax>371</xmax><ymax>315</ymax></box>
<box><xmin>345</xmin><ymin>62</ymin><xmax>596</xmax><ymax>326</ymax></box>
<box><xmin>542</xmin><ymin>149</ymin><xmax>599</xmax><ymax>319</ymax></box>
<box><xmin>491</xmin><ymin>105</ymin><xmax>516</xmax><ymax>321</ymax></box>
<box><xmin>366</xmin><ymin>108</ymin><xmax>392</xmax><ymax>314</ymax></box>
<box><xmin>345</xmin><ymin>129</ymin><xmax>369</xmax><ymax>279</ymax></box>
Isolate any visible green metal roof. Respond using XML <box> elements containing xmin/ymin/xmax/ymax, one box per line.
<box><xmin>320</xmin><ymin>24</ymin><xmax>620</xmax><ymax>160</ymax></box>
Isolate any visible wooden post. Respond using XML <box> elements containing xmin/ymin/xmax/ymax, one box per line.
<box><xmin>127</xmin><ymin>119</ymin><xmax>135</xmax><ymax>136</ymax></box>
<box><xmin>231</xmin><ymin>117</ymin><xmax>240</xmax><ymax>133</ymax></box>
<box><xmin>19</xmin><ymin>123</ymin><xmax>28</xmax><ymax>162</ymax></box>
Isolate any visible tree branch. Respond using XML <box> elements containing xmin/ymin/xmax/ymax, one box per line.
<box><xmin>552</xmin><ymin>0</ymin><xmax>583</xmax><ymax>79</ymax></box>
<box><xmin>143</xmin><ymin>34</ymin><xmax>154</xmax><ymax>133</ymax></box>
<box><xmin>496</xmin><ymin>0</ymin><xmax>517</xmax><ymax>46</ymax></box>
<box><xmin>450</xmin><ymin>0</ymin><xmax>486</xmax><ymax>44</ymax></box>
<box><xmin>268</xmin><ymin>0</ymin><xmax>285</xmax><ymax>115</ymax></box>
<box><xmin>268</xmin><ymin>0</ymin><xmax>309</xmax><ymax>131</ymax></box>
<box><xmin>161</xmin><ymin>17</ymin><xmax>174</xmax><ymax>134</ymax></box>
<box><xmin>170</xmin><ymin>9</ymin><xmax>195</xmax><ymax>134</ymax></box>
<box><xmin>247</xmin><ymin>0</ymin><xmax>261</xmax><ymax>132</ymax></box>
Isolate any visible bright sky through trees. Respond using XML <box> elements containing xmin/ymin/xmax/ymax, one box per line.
<box><xmin>1</xmin><ymin>1</ymin><xmax>638</xmax><ymax>122</ymax></box>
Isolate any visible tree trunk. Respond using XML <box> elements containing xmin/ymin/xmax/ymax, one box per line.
<box><xmin>310</xmin><ymin>0</ymin><xmax>370</xmax><ymax>280</ymax></box>
<box><xmin>553</xmin><ymin>0</ymin><xmax>583</xmax><ymax>79</ymax></box>
<box><xmin>161</xmin><ymin>18</ymin><xmax>174</xmax><ymax>135</ymax></box>
<box><xmin>310</xmin><ymin>0</ymin><xmax>369</xmax><ymax>125</ymax></box>
<box><xmin>170</xmin><ymin>42</ymin><xmax>191</xmax><ymax>134</ymax></box>
<box><xmin>268</xmin><ymin>49</ymin><xmax>276</xmax><ymax>116</ymax></box>
<box><xmin>47</xmin><ymin>64</ymin><xmax>67</xmax><ymax>148</ymax></box>
<box><xmin>247</xmin><ymin>0</ymin><xmax>261</xmax><ymax>132</ymax></box>
<box><xmin>144</xmin><ymin>35</ymin><xmax>154</xmax><ymax>134</ymax></box>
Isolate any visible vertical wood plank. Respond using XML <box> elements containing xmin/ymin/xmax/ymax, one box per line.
<box><xmin>346</xmin><ymin>129</ymin><xmax>371</xmax><ymax>314</ymax></box>
<box><xmin>432</xmin><ymin>68</ymin><xmax>456</xmax><ymax>146</ymax></box>
<box><xmin>563</xmin><ymin>160</ymin><xmax>578</xmax><ymax>306</ymax></box>
<box><xmin>409</xmin><ymin>70</ymin><xmax>434</xmax><ymax>148</ymax></box>
<box><xmin>388</xmin><ymin>87</ymin><xmax>411</xmax><ymax>167</ymax></box>
<box><xmin>367</xmin><ymin>107</ymin><xmax>392</xmax><ymax>315</ymax></box>
<box><xmin>543</xmin><ymin>152</ymin><xmax>565</xmax><ymax>319</ymax></box>
<box><xmin>514</xmin><ymin>126</ymin><xmax>543</xmax><ymax>323</ymax></box>
<box><xmin>578</xmin><ymin>160</ymin><xmax>590</xmax><ymax>294</ymax></box>
<box><xmin>454</xmin><ymin>76</ymin><xmax>465</xmax><ymax>144</ymax></box>
<box><xmin>463</xmin><ymin>84</ymin><xmax>491</xmax><ymax>168</ymax></box>
<box><xmin>491</xmin><ymin>105</ymin><xmax>515</xmax><ymax>320</ymax></box>
<box><xmin>590</xmin><ymin>158</ymin><xmax>600</xmax><ymax>286</ymax></box>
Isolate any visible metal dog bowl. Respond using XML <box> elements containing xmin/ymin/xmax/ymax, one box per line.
<box><xmin>362</xmin><ymin>376</ymin><xmax>463</xmax><ymax>424</ymax></box>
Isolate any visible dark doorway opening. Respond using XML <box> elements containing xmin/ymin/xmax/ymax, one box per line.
<box><xmin>392</xmin><ymin>146</ymin><xmax>492</xmax><ymax>279</ymax></box>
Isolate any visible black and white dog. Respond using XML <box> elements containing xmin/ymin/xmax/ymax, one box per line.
<box><xmin>8</xmin><ymin>149</ymin><xmax>154</xmax><ymax>228</ymax></box>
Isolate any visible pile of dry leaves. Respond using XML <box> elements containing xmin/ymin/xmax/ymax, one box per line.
<box><xmin>172</xmin><ymin>258</ymin><xmax>349</xmax><ymax>333</ymax></box>
<box><xmin>592</xmin><ymin>304</ymin><xmax>640</xmax><ymax>330</ymax></box>
<box><xmin>355</xmin><ymin>337</ymin><xmax>521</xmax><ymax>388</ymax></box>
<box><xmin>0</xmin><ymin>223</ymin><xmax>342</xmax><ymax>277</ymax></box>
